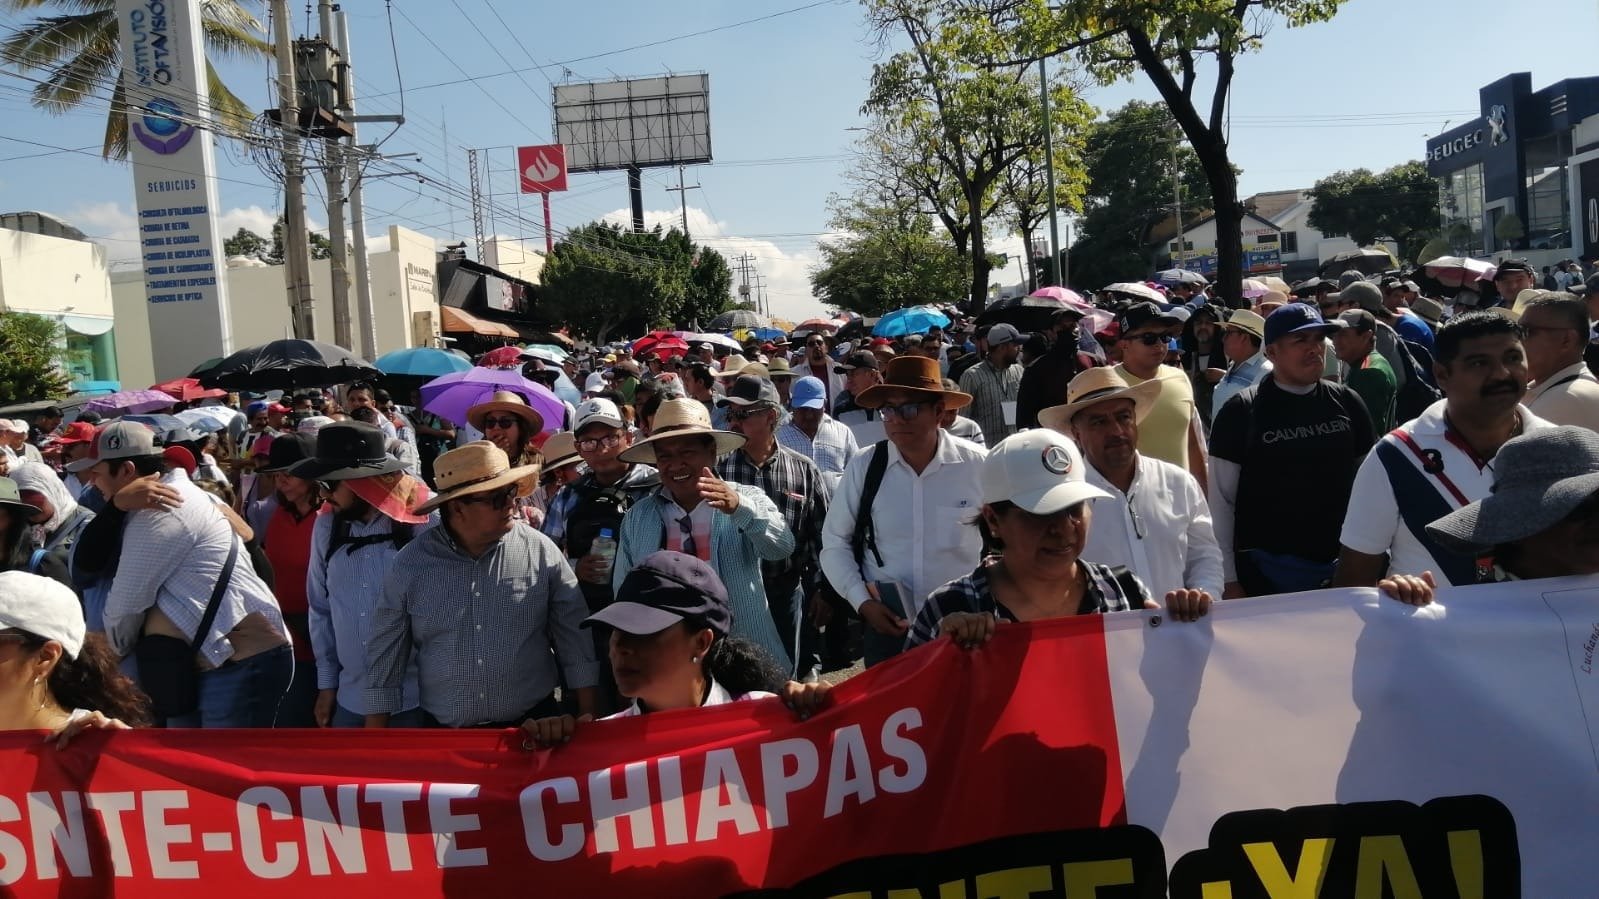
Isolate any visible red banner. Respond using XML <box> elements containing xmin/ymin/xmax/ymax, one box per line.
<box><xmin>0</xmin><ymin>617</ymin><xmax>1139</xmax><ymax>897</ymax></box>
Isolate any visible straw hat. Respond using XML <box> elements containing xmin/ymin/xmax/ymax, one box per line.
<box><xmin>467</xmin><ymin>389</ymin><xmax>545</xmax><ymax>434</ymax></box>
<box><xmin>618</xmin><ymin>398</ymin><xmax>744</xmax><ymax>465</ymax></box>
<box><xmin>716</xmin><ymin>354</ymin><xmax>750</xmax><ymax>378</ymax></box>
<box><xmin>1222</xmin><ymin>308</ymin><xmax>1267</xmax><ymax>341</ymax></box>
<box><xmin>541</xmin><ymin>432</ymin><xmax>581</xmax><ymax>471</ymax></box>
<box><xmin>854</xmin><ymin>356</ymin><xmax>971</xmax><ymax>410</ymax></box>
<box><xmin>413</xmin><ymin>440</ymin><xmax>538</xmax><ymax>514</ymax></box>
<box><xmin>766</xmin><ymin>357</ymin><xmax>794</xmax><ymax>379</ymax></box>
<box><xmin>1037</xmin><ymin>367</ymin><xmax>1163</xmax><ymax>433</ymax></box>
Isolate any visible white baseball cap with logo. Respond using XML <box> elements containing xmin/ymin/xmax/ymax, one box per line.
<box><xmin>0</xmin><ymin>570</ymin><xmax>85</xmax><ymax>658</ymax></box>
<box><xmin>65</xmin><ymin>420</ymin><xmax>158</xmax><ymax>473</ymax></box>
<box><xmin>981</xmin><ymin>430</ymin><xmax>1109</xmax><ymax>514</ymax></box>
<box><xmin>574</xmin><ymin>398</ymin><xmax>624</xmax><ymax>433</ymax></box>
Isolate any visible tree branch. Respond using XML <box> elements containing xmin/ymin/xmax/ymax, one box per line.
<box><xmin>977</xmin><ymin>27</ymin><xmax>1128</xmax><ymax>68</ymax></box>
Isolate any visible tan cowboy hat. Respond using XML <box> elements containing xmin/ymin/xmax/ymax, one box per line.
<box><xmin>854</xmin><ymin>356</ymin><xmax>971</xmax><ymax>410</ymax></box>
<box><xmin>467</xmin><ymin>389</ymin><xmax>545</xmax><ymax>434</ymax></box>
<box><xmin>541</xmin><ymin>431</ymin><xmax>581</xmax><ymax>471</ymax></box>
<box><xmin>1037</xmin><ymin>367</ymin><xmax>1163</xmax><ymax>433</ymax></box>
<box><xmin>716</xmin><ymin>354</ymin><xmax>750</xmax><ymax>378</ymax></box>
<box><xmin>766</xmin><ymin>357</ymin><xmax>794</xmax><ymax>379</ymax></box>
<box><xmin>1222</xmin><ymin>308</ymin><xmax>1267</xmax><ymax>341</ymax></box>
<box><xmin>413</xmin><ymin>440</ymin><xmax>538</xmax><ymax>514</ymax></box>
<box><xmin>618</xmin><ymin>397</ymin><xmax>744</xmax><ymax>465</ymax></box>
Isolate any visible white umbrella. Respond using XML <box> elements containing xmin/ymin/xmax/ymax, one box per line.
<box><xmin>1422</xmin><ymin>256</ymin><xmax>1495</xmax><ymax>288</ymax></box>
<box><xmin>689</xmin><ymin>332</ymin><xmax>743</xmax><ymax>351</ymax></box>
<box><xmin>1102</xmin><ymin>282</ymin><xmax>1167</xmax><ymax>304</ymax></box>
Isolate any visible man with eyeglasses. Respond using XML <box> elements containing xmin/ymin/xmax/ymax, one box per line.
<box><xmin>366</xmin><ymin>441</ymin><xmax>598</xmax><ymax>729</ymax></box>
<box><xmin>800</xmin><ymin>335</ymin><xmax>845</xmax><ymax>409</ymax></box>
<box><xmin>820</xmin><ymin>356</ymin><xmax>986</xmax><ymax>667</ymax></box>
<box><xmin>716</xmin><ymin>375</ymin><xmax>831</xmax><ymax>680</ymax></box>
<box><xmin>1113</xmin><ymin>303</ymin><xmax>1209</xmax><ymax>492</ymax></box>
<box><xmin>1044</xmin><ymin>369</ymin><xmax>1223</xmax><ymax>601</ymax></box>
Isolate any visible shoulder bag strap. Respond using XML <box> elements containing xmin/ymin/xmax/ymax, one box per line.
<box><xmin>851</xmin><ymin>441</ymin><xmax>891</xmax><ymax>569</ymax></box>
<box><xmin>190</xmin><ymin>538</ymin><xmax>239</xmax><ymax>657</ymax></box>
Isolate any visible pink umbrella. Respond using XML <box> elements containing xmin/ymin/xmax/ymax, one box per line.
<box><xmin>82</xmin><ymin>389</ymin><xmax>178</xmax><ymax>417</ymax></box>
<box><xmin>1423</xmin><ymin>256</ymin><xmax>1496</xmax><ymax>288</ymax></box>
<box><xmin>420</xmin><ymin>368</ymin><xmax>564</xmax><ymax>432</ymax></box>
<box><xmin>1241</xmin><ymin>278</ymin><xmax>1270</xmax><ymax>299</ymax></box>
<box><xmin>632</xmin><ymin>331</ymin><xmax>690</xmax><ymax>359</ymax></box>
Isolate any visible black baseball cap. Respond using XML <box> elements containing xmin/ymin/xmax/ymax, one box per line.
<box><xmin>1114</xmin><ymin>302</ymin><xmax>1181</xmax><ymax>335</ymax></box>
<box><xmin>1494</xmin><ymin>258</ymin><xmax>1535</xmax><ymax>278</ymax></box>
<box><xmin>834</xmin><ymin>351</ymin><xmax>880</xmax><ymax>374</ymax></box>
<box><xmin>583</xmin><ymin>551</ymin><xmax>732</xmax><ymax>637</ymax></box>
<box><xmin>717</xmin><ymin>374</ymin><xmax>781</xmax><ymax>408</ymax></box>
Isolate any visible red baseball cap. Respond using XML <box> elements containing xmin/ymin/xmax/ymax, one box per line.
<box><xmin>48</xmin><ymin>421</ymin><xmax>96</xmax><ymax>446</ymax></box>
<box><xmin>267</xmin><ymin>402</ymin><xmax>291</xmax><ymax>414</ymax></box>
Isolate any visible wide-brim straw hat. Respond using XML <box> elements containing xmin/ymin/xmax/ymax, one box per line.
<box><xmin>855</xmin><ymin>356</ymin><xmax>972</xmax><ymax>410</ymax></box>
<box><xmin>618</xmin><ymin>398</ymin><xmax>744</xmax><ymax>465</ymax></box>
<box><xmin>541</xmin><ymin>431</ymin><xmax>581</xmax><ymax>471</ymax></box>
<box><xmin>1426</xmin><ymin>426</ymin><xmax>1599</xmax><ymax>554</ymax></box>
<box><xmin>1038</xmin><ymin>367</ymin><xmax>1163</xmax><ymax>433</ymax></box>
<box><xmin>413</xmin><ymin>440</ymin><xmax>539</xmax><ymax>514</ymax></box>
<box><xmin>467</xmin><ymin>390</ymin><xmax>545</xmax><ymax>434</ymax></box>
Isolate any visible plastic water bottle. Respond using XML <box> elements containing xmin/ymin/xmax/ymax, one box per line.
<box><xmin>590</xmin><ymin>528</ymin><xmax>616</xmax><ymax>579</ymax></box>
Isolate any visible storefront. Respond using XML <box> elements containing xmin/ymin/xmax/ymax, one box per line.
<box><xmin>1426</xmin><ymin>73</ymin><xmax>1599</xmax><ymax>260</ymax></box>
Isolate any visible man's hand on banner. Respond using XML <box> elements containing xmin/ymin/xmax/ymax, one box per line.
<box><xmin>1163</xmin><ymin>589</ymin><xmax>1212</xmax><ymax>622</ymax></box>
<box><xmin>1377</xmin><ymin>571</ymin><xmax>1437</xmax><ymax>606</ymax></box>
<box><xmin>939</xmin><ymin>611</ymin><xmax>997</xmax><ymax>649</ymax></box>
<box><xmin>780</xmin><ymin>681</ymin><xmax>834</xmax><ymax>720</ymax></box>
<box><xmin>520</xmin><ymin>713</ymin><xmax>594</xmax><ymax>750</ymax></box>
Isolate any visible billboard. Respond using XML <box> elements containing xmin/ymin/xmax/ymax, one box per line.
<box><xmin>553</xmin><ymin>74</ymin><xmax>712</xmax><ymax>173</ymax></box>
<box><xmin>517</xmin><ymin>144</ymin><xmax>568</xmax><ymax>193</ymax></box>
<box><xmin>114</xmin><ymin>0</ymin><xmax>233</xmax><ymax>380</ymax></box>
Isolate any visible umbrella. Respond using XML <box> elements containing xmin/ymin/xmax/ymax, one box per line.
<box><xmin>1422</xmin><ymin>256</ymin><xmax>1496</xmax><ymax>288</ymax></box>
<box><xmin>1319</xmin><ymin>247</ymin><xmax>1397</xmax><ymax>278</ymax></box>
<box><xmin>795</xmin><ymin>317</ymin><xmax>841</xmax><ymax>334</ymax></box>
<box><xmin>975</xmin><ymin>290</ymin><xmax>1100</xmax><ymax>333</ymax></box>
<box><xmin>82</xmin><ymin>389</ymin><xmax>179</xmax><ymax>417</ymax></box>
<box><xmin>873</xmin><ymin>306</ymin><xmax>951</xmax><ymax>338</ymax></box>
<box><xmin>1155</xmin><ymin>269</ymin><xmax>1208</xmax><ymax>287</ymax></box>
<box><xmin>420</xmin><ymin>367</ymin><xmax>565</xmax><ymax>433</ymax></box>
<box><xmin>1102</xmin><ymin>282</ymin><xmax>1167</xmax><ymax>305</ymax></box>
<box><xmin>175</xmin><ymin>406</ymin><xmax>242</xmax><ymax>434</ymax></box>
<box><xmin>751</xmin><ymin>327</ymin><xmax>787</xmax><ymax>342</ymax></box>
<box><xmin>188</xmin><ymin>357</ymin><xmax>223</xmax><ymax>379</ymax></box>
<box><xmin>200</xmin><ymin>339</ymin><xmax>380</xmax><ymax>390</ymax></box>
<box><xmin>632</xmin><ymin>331</ymin><xmax>690</xmax><ymax>359</ymax></box>
<box><xmin>120</xmin><ymin>414</ymin><xmax>186</xmax><ymax>434</ymax></box>
<box><xmin>150</xmin><ymin>377</ymin><xmax>226</xmax><ymax>403</ymax></box>
<box><xmin>1240</xmin><ymin>278</ymin><xmax>1270</xmax><ymax>300</ymax></box>
<box><xmin>522</xmin><ymin>343</ymin><xmax>571</xmax><ymax>363</ymax></box>
<box><xmin>710</xmin><ymin>309</ymin><xmax>770</xmax><ymax>331</ymax></box>
<box><xmin>834</xmin><ymin>317</ymin><xmax>875</xmax><ymax>342</ymax></box>
<box><xmin>375</xmin><ymin>347</ymin><xmax>474</xmax><ymax>379</ymax></box>
<box><xmin>688</xmin><ymin>332</ymin><xmax>743</xmax><ymax>351</ymax></box>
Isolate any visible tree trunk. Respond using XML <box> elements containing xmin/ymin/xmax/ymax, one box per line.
<box><xmin>969</xmin><ymin>218</ymin><xmax>991</xmax><ymax>314</ymax></box>
<box><xmin>1196</xmin><ymin>139</ymin><xmax>1244</xmax><ymax>308</ymax></box>
<box><xmin>1022</xmin><ymin>226</ymin><xmax>1038</xmax><ymax>292</ymax></box>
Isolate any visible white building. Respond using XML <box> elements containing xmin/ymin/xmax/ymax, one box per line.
<box><xmin>0</xmin><ymin>212</ymin><xmax>119</xmax><ymax>391</ymax></box>
<box><xmin>1160</xmin><ymin>191</ymin><xmax>1398</xmax><ymax>282</ymax></box>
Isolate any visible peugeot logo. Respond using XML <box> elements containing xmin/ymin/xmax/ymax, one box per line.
<box><xmin>1042</xmin><ymin>445</ymin><xmax>1073</xmax><ymax>475</ymax></box>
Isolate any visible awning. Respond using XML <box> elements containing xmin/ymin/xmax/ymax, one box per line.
<box><xmin>61</xmin><ymin>314</ymin><xmax>115</xmax><ymax>336</ymax></box>
<box><xmin>440</xmin><ymin>305</ymin><xmax>518</xmax><ymax>338</ymax></box>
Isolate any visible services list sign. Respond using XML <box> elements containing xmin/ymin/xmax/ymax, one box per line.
<box><xmin>115</xmin><ymin>0</ymin><xmax>233</xmax><ymax>380</ymax></box>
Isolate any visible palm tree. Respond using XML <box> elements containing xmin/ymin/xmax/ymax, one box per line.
<box><xmin>0</xmin><ymin>0</ymin><xmax>273</xmax><ymax>159</ymax></box>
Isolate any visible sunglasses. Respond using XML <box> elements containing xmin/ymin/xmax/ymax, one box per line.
<box><xmin>1124</xmin><ymin>332</ymin><xmax>1168</xmax><ymax>346</ymax></box>
<box><xmin>481</xmin><ymin>416</ymin><xmax>521</xmax><ymax>430</ymax></box>
<box><xmin>457</xmin><ymin>485</ymin><xmax>518</xmax><ymax>510</ymax></box>
<box><xmin>575</xmin><ymin>433</ymin><xmax>622</xmax><ymax>452</ymax></box>
<box><xmin>880</xmin><ymin>400</ymin><xmax>933</xmax><ymax>420</ymax></box>
<box><xmin>726</xmin><ymin>407</ymin><xmax>773</xmax><ymax>422</ymax></box>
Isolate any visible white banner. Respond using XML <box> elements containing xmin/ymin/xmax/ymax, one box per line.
<box><xmin>1106</xmin><ymin>576</ymin><xmax>1599</xmax><ymax>896</ymax></box>
<box><xmin>114</xmin><ymin>0</ymin><xmax>233</xmax><ymax>380</ymax></box>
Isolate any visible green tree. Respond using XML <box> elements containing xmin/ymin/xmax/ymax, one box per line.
<box><xmin>862</xmin><ymin>0</ymin><xmax>1090</xmax><ymax>312</ymax></box>
<box><xmin>0</xmin><ymin>0</ymin><xmax>274</xmax><ymax>159</ymax></box>
<box><xmin>1033</xmin><ymin>0</ymin><xmax>1350</xmax><ymax>304</ymax></box>
<box><xmin>996</xmin><ymin>75</ymin><xmax>1094</xmax><ymax>288</ymax></box>
<box><xmin>539</xmin><ymin>222</ymin><xmax>729</xmax><ymax>344</ymax></box>
<box><xmin>1307</xmin><ymin>161</ymin><xmax>1439</xmax><ymax>262</ymax></box>
<box><xmin>1494</xmin><ymin>212</ymin><xmax>1525</xmax><ymax>251</ymax></box>
<box><xmin>1067</xmin><ymin>100</ymin><xmax>1213</xmax><ymax>290</ymax></box>
<box><xmin>810</xmin><ymin>192</ymin><xmax>969</xmax><ymax>316</ymax></box>
<box><xmin>270</xmin><ymin>215</ymin><xmax>331</xmax><ymax>263</ymax></box>
<box><xmin>681</xmin><ymin>240</ymin><xmax>734</xmax><ymax>328</ymax></box>
<box><xmin>0</xmin><ymin>313</ymin><xmax>71</xmax><ymax>404</ymax></box>
<box><xmin>223</xmin><ymin>227</ymin><xmax>270</xmax><ymax>261</ymax></box>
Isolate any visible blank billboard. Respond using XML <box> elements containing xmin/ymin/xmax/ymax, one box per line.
<box><xmin>553</xmin><ymin>74</ymin><xmax>712</xmax><ymax>173</ymax></box>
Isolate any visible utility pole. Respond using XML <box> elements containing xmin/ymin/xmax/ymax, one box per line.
<box><xmin>319</xmin><ymin>0</ymin><xmax>351</xmax><ymax>349</ymax></box>
<box><xmin>273</xmin><ymin>0</ymin><xmax>316</xmax><ymax>338</ymax></box>
<box><xmin>332</xmin><ymin>5</ymin><xmax>393</xmax><ymax>360</ymax></box>
<box><xmin>734</xmin><ymin>253</ymin><xmax>754</xmax><ymax>311</ymax></box>
<box><xmin>1171</xmin><ymin>140</ymin><xmax>1185</xmax><ymax>270</ymax></box>
<box><xmin>664</xmin><ymin>166</ymin><xmax>701</xmax><ymax>239</ymax></box>
<box><xmin>1039</xmin><ymin>57</ymin><xmax>1063</xmax><ymax>288</ymax></box>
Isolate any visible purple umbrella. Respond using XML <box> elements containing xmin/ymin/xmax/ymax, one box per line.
<box><xmin>82</xmin><ymin>389</ymin><xmax>178</xmax><ymax>417</ymax></box>
<box><xmin>420</xmin><ymin>367</ymin><xmax>565</xmax><ymax>433</ymax></box>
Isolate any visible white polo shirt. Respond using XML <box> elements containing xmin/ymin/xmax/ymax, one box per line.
<box><xmin>1340</xmin><ymin>400</ymin><xmax>1551</xmax><ymax>585</ymax></box>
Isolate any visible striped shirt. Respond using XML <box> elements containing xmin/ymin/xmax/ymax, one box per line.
<box><xmin>100</xmin><ymin>469</ymin><xmax>286</xmax><ymax>666</ymax></box>
<box><xmin>716</xmin><ymin>444</ymin><xmax>831</xmax><ymax>595</ymax></box>
<box><xmin>958</xmin><ymin>360</ymin><xmax>1023</xmax><ymax>445</ymax></box>
<box><xmin>777</xmin><ymin>415</ymin><xmax>858</xmax><ymax>490</ymax></box>
<box><xmin>307</xmin><ymin>509</ymin><xmax>435</xmax><ymax>715</ymax></box>
<box><xmin>366</xmin><ymin>521</ymin><xmax>599</xmax><ymax>726</ymax></box>
<box><xmin>905</xmin><ymin>559</ymin><xmax>1148</xmax><ymax>651</ymax></box>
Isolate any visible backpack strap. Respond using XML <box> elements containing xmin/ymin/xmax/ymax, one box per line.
<box><xmin>850</xmin><ymin>441</ymin><xmax>891</xmax><ymax>569</ymax></box>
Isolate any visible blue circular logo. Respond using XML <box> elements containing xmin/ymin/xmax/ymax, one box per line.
<box><xmin>142</xmin><ymin>97</ymin><xmax>183</xmax><ymax>136</ymax></box>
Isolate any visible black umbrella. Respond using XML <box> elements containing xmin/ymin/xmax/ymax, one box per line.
<box><xmin>974</xmin><ymin>293</ymin><xmax>1096</xmax><ymax>333</ymax></box>
<box><xmin>188</xmin><ymin>356</ymin><xmax>223</xmax><ymax>379</ymax></box>
<box><xmin>833</xmin><ymin>316</ymin><xmax>876</xmax><ymax>342</ymax></box>
<box><xmin>1318</xmin><ymin>248</ymin><xmax>1395</xmax><ymax>278</ymax></box>
<box><xmin>199</xmin><ymin>339</ymin><xmax>380</xmax><ymax>390</ymax></box>
<box><xmin>709</xmin><ymin>309</ymin><xmax>770</xmax><ymax>331</ymax></box>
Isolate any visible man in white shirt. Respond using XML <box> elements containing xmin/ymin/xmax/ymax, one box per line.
<box><xmin>820</xmin><ymin>357</ymin><xmax>986</xmax><ymax>667</ymax></box>
<box><xmin>1519</xmin><ymin>292</ymin><xmax>1599</xmax><ymax>432</ymax></box>
<box><xmin>1335</xmin><ymin>311</ymin><xmax>1551</xmax><ymax>588</ymax></box>
<box><xmin>1043</xmin><ymin>368</ymin><xmax>1223</xmax><ymax>600</ymax></box>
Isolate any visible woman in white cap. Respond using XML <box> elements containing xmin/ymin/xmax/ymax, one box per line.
<box><xmin>0</xmin><ymin>571</ymin><xmax>149</xmax><ymax>739</ymax></box>
<box><xmin>906</xmin><ymin>430</ymin><xmax>1211</xmax><ymax>651</ymax></box>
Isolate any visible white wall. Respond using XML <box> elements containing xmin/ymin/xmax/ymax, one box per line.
<box><xmin>483</xmin><ymin>238</ymin><xmax>545</xmax><ymax>285</ymax></box>
<box><xmin>0</xmin><ymin>228</ymin><xmax>114</xmax><ymax>319</ymax></box>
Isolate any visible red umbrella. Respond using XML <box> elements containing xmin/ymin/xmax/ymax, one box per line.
<box><xmin>151</xmin><ymin>377</ymin><xmax>226</xmax><ymax>403</ymax></box>
<box><xmin>477</xmin><ymin>346</ymin><xmax>525</xmax><ymax>369</ymax></box>
<box><xmin>632</xmin><ymin>331</ymin><xmax>690</xmax><ymax>359</ymax></box>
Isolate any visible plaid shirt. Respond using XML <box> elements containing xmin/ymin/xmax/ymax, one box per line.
<box><xmin>958</xmin><ymin>359</ymin><xmax>1023</xmax><ymax>445</ymax></box>
<box><xmin>904</xmin><ymin>559</ymin><xmax>1148</xmax><ymax>651</ymax></box>
<box><xmin>777</xmin><ymin>415</ymin><xmax>858</xmax><ymax>489</ymax></box>
<box><xmin>716</xmin><ymin>443</ymin><xmax>831</xmax><ymax>596</ymax></box>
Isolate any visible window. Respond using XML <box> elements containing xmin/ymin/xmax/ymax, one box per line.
<box><xmin>1281</xmin><ymin>231</ymin><xmax>1300</xmax><ymax>254</ymax></box>
<box><xmin>1438</xmin><ymin>163</ymin><xmax>1485</xmax><ymax>256</ymax></box>
<box><xmin>1524</xmin><ymin>133</ymin><xmax>1573</xmax><ymax>250</ymax></box>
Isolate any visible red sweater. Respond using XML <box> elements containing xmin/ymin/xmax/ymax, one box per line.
<box><xmin>264</xmin><ymin>505</ymin><xmax>318</xmax><ymax>661</ymax></box>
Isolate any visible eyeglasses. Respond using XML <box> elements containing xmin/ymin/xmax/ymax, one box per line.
<box><xmin>457</xmin><ymin>485</ymin><xmax>518</xmax><ymax>510</ymax></box>
<box><xmin>880</xmin><ymin>400</ymin><xmax>933</xmax><ymax>420</ymax></box>
<box><xmin>726</xmin><ymin>407</ymin><xmax>773</xmax><ymax>422</ymax></box>
<box><xmin>1124</xmin><ymin>332</ymin><xmax>1168</xmax><ymax>346</ymax></box>
<box><xmin>481</xmin><ymin>416</ymin><xmax>521</xmax><ymax>430</ymax></box>
<box><xmin>575</xmin><ymin>433</ymin><xmax>622</xmax><ymax>452</ymax></box>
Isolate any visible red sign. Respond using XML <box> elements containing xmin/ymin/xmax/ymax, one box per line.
<box><xmin>517</xmin><ymin>144</ymin><xmax>568</xmax><ymax>193</ymax></box>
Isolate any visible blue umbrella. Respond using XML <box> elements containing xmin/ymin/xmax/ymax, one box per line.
<box><xmin>375</xmin><ymin>347</ymin><xmax>474</xmax><ymax>378</ymax></box>
<box><xmin>872</xmin><ymin>305</ymin><xmax>951</xmax><ymax>338</ymax></box>
<box><xmin>522</xmin><ymin>343</ymin><xmax>571</xmax><ymax>363</ymax></box>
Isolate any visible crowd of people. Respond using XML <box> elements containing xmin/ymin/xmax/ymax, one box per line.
<box><xmin>4</xmin><ymin>257</ymin><xmax>1599</xmax><ymax>750</ymax></box>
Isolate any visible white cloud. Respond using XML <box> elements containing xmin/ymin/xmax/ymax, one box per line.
<box><xmin>598</xmin><ymin>206</ymin><xmax>830</xmax><ymax>322</ymax></box>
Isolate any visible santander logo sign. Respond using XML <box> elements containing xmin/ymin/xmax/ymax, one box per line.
<box><xmin>517</xmin><ymin>144</ymin><xmax>569</xmax><ymax>193</ymax></box>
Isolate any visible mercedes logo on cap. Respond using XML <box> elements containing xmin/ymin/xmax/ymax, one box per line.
<box><xmin>1042</xmin><ymin>444</ymin><xmax>1073</xmax><ymax>475</ymax></box>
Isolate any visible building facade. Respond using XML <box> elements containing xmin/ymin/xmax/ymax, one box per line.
<box><xmin>0</xmin><ymin>212</ymin><xmax>119</xmax><ymax>392</ymax></box>
<box><xmin>1425</xmin><ymin>72</ymin><xmax>1599</xmax><ymax>262</ymax></box>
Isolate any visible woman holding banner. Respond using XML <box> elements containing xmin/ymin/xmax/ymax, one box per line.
<box><xmin>520</xmin><ymin>551</ymin><xmax>831</xmax><ymax>748</ymax></box>
<box><xmin>0</xmin><ymin>571</ymin><xmax>149</xmax><ymax>744</ymax></box>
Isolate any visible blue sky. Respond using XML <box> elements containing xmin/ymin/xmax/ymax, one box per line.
<box><xmin>1</xmin><ymin>0</ymin><xmax>1596</xmax><ymax>320</ymax></box>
